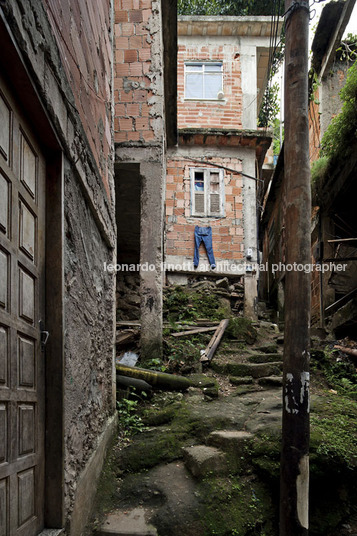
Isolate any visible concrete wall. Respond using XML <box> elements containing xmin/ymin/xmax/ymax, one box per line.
<box><xmin>63</xmin><ymin>163</ymin><xmax>116</xmax><ymax>532</ymax></box>
<box><xmin>1</xmin><ymin>0</ymin><xmax>117</xmax><ymax>532</ymax></box>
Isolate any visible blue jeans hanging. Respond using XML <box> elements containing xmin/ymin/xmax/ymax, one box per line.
<box><xmin>194</xmin><ymin>226</ymin><xmax>216</xmax><ymax>268</ymax></box>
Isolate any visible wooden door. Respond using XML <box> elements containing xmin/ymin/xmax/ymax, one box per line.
<box><xmin>0</xmin><ymin>73</ymin><xmax>45</xmax><ymax>535</ymax></box>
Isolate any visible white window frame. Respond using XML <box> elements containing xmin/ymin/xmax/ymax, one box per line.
<box><xmin>190</xmin><ymin>168</ymin><xmax>225</xmax><ymax>218</ymax></box>
<box><xmin>184</xmin><ymin>62</ymin><xmax>223</xmax><ymax>101</ymax></box>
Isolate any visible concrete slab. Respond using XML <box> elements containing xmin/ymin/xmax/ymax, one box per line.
<box><xmin>95</xmin><ymin>508</ymin><xmax>158</xmax><ymax>536</ymax></box>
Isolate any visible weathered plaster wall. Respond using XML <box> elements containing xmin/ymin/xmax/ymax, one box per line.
<box><xmin>64</xmin><ymin>163</ymin><xmax>116</xmax><ymax>527</ymax></box>
<box><xmin>1</xmin><ymin>0</ymin><xmax>117</xmax><ymax>532</ymax></box>
<box><xmin>177</xmin><ymin>38</ymin><xmax>243</xmax><ymax>129</ymax></box>
<box><xmin>320</xmin><ymin>63</ymin><xmax>349</xmax><ymax>138</ymax></box>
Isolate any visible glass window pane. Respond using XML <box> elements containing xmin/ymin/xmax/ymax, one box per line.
<box><xmin>186</xmin><ymin>73</ymin><xmax>203</xmax><ymax>99</ymax></box>
<box><xmin>186</xmin><ymin>64</ymin><xmax>203</xmax><ymax>72</ymax></box>
<box><xmin>194</xmin><ymin>171</ymin><xmax>204</xmax><ymax>191</ymax></box>
<box><xmin>205</xmin><ymin>63</ymin><xmax>222</xmax><ymax>72</ymax></box>
<box><xmin>204</xmin><ymin>73</ymin><xmax>222</xmax><ymax>99</ymax></box>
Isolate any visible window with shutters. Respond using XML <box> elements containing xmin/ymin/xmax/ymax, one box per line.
<box><xmin>190</xmin><ymin>168</ymin><xmax>225</xmax><ymax>217</ymax></box>
<box><xmin>185</xmin><ymin>62</ymin><xmax>223</xmax><ymax>100</ymax></box>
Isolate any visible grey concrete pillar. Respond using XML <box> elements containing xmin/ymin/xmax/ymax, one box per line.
<box><xmin>140</xmin><ymin>161</ymin><xmax>164</xmax><ymax>359</ymax></box>
<box><xmin>242</xmin><ymin>152</ymin><xmax>258</xmax><ymax>320</ymax></box>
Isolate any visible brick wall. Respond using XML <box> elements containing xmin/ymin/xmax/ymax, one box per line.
<box><xmin>177</xmin><ymin>44</ymin><xmax>243</xmax><ymax>129</ymax></box>
<box><xmin>309</xmin><ymin>88</ymin><xmax>321</xmax><ymax>164</ymax></box>
<box><xmin>44</xmin><ymin>0</ymin><xmax>113</xmax><ymax>196</ymax></box>
<box><xmin>165</xmin><ymin>157</ymin><xmax>244</xmax><ymax>264</ymax></box>
<box><xmin>114</xmin><ymin>0</ymin><xmax>163</xmax><ymax>144</ymax></box>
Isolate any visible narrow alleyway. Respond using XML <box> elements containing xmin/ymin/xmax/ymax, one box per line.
<box><xmin>88</xmin><ymin>309</ymin><xmax>357</xmax><ymax>536</ymax></box>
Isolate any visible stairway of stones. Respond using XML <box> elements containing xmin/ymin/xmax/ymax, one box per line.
<box><xmin>93</xmin><ymin>317</ymin><xmax>285</xmax><ymax>536</ymax></box>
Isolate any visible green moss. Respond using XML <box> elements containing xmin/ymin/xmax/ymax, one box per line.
<box><xmin>249</xmin><ymin>432</ymin><xmax>281</xmax><ymax>481</ymax></box>
<box><xmin>311</xmin><ymin>393</ymin><xmax>357</xmax><ymax>468</ymax></box>
<box><xmin>197</xmin><ymin>475</ymin><xmax>276</xmax><ymax>536</ymax></box>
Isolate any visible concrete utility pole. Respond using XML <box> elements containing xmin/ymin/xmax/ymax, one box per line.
<box><xmin>280</xmin><ymin>1</ymin><xmax>311</xmax><ymax>535</ymax></box>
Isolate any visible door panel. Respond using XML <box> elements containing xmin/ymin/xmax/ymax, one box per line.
<box><xmin>0</xmin><ymin>74</ymin><xmax>45</xmax><ymax>536</ymax></box>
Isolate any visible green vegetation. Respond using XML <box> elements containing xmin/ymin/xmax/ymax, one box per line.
<box><xmin>117</xmin><ymin>398</ymin><xmax>147</xmax><ymax>438</ymax></box>
<box><xmin>320</xmin><ymin>59</ymin><xmax>357</xmax><ymax>161</ymax></box>
<box><xmin>310</xmin><ymin>155</ymin><xmax>329</xmax><ymax>186</ymax></box>
<box><xmin>177</xmin><ymin>0</ymin><xmax>284</xmax><ymax>16</ymax></box>
<box><xmin>311</xmin><ymin>347</ymin><xmax>357</xmax><ymax>400</ymax></box>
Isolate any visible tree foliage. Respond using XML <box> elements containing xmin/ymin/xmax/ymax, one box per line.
<box><xmin>177</xmin><ymin>0</ymin><xmax>284</xmax><ymax>16</ymax></box>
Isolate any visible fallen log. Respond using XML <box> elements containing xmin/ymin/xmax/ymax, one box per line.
<box><xmin>172</xmin><ymin>326</ymin><xmax>218</xmax><ymax>337</ymax></box>
<box><xmin>200</xmin><ymin>319</ymin><xmax>229</xmax><ymax>364</ymax></box>
<box><xmin>334</xmin><ymin>345</ymin><xmax>357</xmax><ymax>361</ymax></box>
<box><xmin>116</xmin><ymin>364</ymin><xmax>193</xmax><ymax>391</ymax></box>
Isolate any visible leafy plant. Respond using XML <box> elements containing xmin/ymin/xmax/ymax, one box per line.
<box><xmin>117</xmin><ymin>398</ymin><xmax>146</xmax><ymax>437</ymax></box>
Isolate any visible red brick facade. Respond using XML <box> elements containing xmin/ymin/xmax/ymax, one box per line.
<box><xmin>165</xmin><ymin>157</ymin><xmax>244</xmax><ymax>265</ymax></box>
<box><xmin>177</xmin><ymin>44</ymin><xmax>243</xmax><ymax>129</ymax></box>
<box><xmin>44</xmin><ymin>0</ymin><xmax>113</xmax><ymax>196</ymax></box>
<box><xmin>114</xmin><ymin>0</ymin><xmax>159</xmax><ymax>144</ymax></box>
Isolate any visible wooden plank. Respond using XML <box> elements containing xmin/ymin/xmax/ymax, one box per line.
<box><xmin>327</xmin><ymin>238</ymin><xmax>357</xmax><ymax>243</ymax></box>
<box><xmin>200</xmin><ymin>319</ymin><xmax>229</xmax><ymax>363</ymax></box>
<box><xmin>116</xmin><ymin>321</ymin><xmax>141</xmax><ymax>327</ymax></box>
<box><xmin>172</xmin><ymin>326</ymin><xmax>218</xmax><ymax>338</ymax></box>
<box><xmin>324</xmin><ymin>287</ymin><xmax>357</xmax><ymax>316</ymax></box>
<box><xmin>116</xmin><ymin>330</ymin><xmax>139</xmax><ymax>345</ymax></box>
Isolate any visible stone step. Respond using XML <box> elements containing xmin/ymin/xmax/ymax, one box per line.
<box><xmin>247</xmin><ymin>353</ymin><xmax>282</xmax><ymax>364</ymax></box>
<box><xmin>182</xmin><ymin>445</ymin><xmax>227</xmax><ymax>478</ymax></box>
<box><xmin>255</xmin><ymin>344</ymin><xmax>279</xmax><ymax>354</ymax></box>
<box><xmin>207</xmin><ymin>430</ymin><xmax>253</xmax><ymax>454</ymax></box>
<box><xmin>258</xmin><ymin>376</ymin><xmax>283</xmax><ymax>388</ymax></box>
<box><xmin>211</xmin><ymin>361</ymin><xmax>282</xmax><ymax>378</ymax></box>
<box><xmin>94</xmin><ymin>508</ymin><xmax>157</xmax><ymax>536</ymax></box>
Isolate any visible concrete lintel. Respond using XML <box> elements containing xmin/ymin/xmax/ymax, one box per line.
<box><xmin>178</xmin><ymin>16</ymin><xmax>283</xmax><ymax>38</ymax></box>
<box><xmin>115</xmin><ymin>145</ymin><xmax>164</xmax><ymax>164</ymax></box>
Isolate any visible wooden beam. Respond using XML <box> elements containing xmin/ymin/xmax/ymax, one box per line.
<box><xmin>200</xmin><ymin>319</ymin><xmax>229</xmax><ymax>363</ymax></box>
<box><xmin>172</xmin><ymin>326</ymin><xmax>218</xmax><ymax>337</ymax></box>
<box><xmin>325</xmin><ymin>287</ymin><xmax>357</xmax><ymax>316</ymax></box>
<box><xmin>327</xmin><ymin>238</ymin><xmax>357</xmax><ymax>243</ymax></box>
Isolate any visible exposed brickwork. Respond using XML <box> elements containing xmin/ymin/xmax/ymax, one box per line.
<box><xmin>309</xmin><ymin>88</ymin><xmax>321</xmax><ymax>164</ymax></box>
<box><xmin>114</xmin><ymin>0</ymin><xmax>164</xmax><ymax>144</ymax></box>
<box><xmin>177</xmin><ymin>44</ymin><xmax>243</xmax><ymax>129</ymax></box>
<box><xmin>44</xmin><ymin>0</ymin><xmax>113</xmax><ymax>196</ymax></box>
<box><xmin>165</xmin><ymin>157</ymin><xmax>244</xmax><ymax>264</ymax></box>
